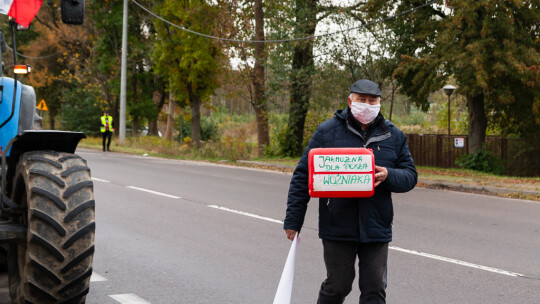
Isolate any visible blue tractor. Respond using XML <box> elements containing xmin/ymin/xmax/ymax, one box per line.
<box><xmin>0</xmin><ymin>1</ymin><xmax>95</xmax><ymax>303</ymax></box>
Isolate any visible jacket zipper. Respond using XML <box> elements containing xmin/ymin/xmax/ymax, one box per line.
<box><xmin>364</xmin><ymin>130</ymin><xmax>391</xmax><ymax>148</ymax></box>
<box><xmin>345</xmin><ymin>119</ymin><xmax>391</xmax><ymax>148</ymax></box>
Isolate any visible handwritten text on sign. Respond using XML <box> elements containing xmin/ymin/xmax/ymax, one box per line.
<box><xmin>313</xmin><ymin>154</ymin><xmax>373</xmax><ymax>172</ymax></box>
<box><xmin>313</xmin><ymin>174</ymin><xmax>373</xmax><ymax>192</ymax></box>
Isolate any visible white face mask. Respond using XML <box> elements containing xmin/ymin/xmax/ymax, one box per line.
<box><xmin>350</xmin><ymin>102</ymin><xmax>380</xmax><ymax>124</ymax></box>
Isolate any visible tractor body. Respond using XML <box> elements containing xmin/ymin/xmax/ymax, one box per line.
<box><xmin>0</xmin><ymin>2</ymin><xmax>95</xmax><ymax>303</ymax></box>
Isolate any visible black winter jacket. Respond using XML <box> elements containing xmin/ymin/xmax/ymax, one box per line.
<box><xmin>284</xmin><ymin>107</ymin><xmax>417</xmax><ymax>243</ymax></box>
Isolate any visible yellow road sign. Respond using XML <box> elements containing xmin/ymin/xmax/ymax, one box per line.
<box><xmin>37</xmin><ymin>99</ymin><xmax>48</xmax><ymax>111</ymax></box>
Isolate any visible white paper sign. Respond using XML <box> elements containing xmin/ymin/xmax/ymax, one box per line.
<box><xmin>454</xmin><ymin>137</ymin><xmax>465</xmax><ymax>148</ymax></box>
<box><xmin>313</xmin><ymin>154</ymin><xmax>372</xmax><ymax>173</ymax></box>
<box><xmin>272</xmin><ymin>233</ymin><xmax>299</xmax><ymax>304</ymax></box>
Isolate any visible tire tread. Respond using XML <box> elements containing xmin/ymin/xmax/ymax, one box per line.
<box><xmin>9</xmin><ymin>151</ymin><xmax>95</xmax><ymax>304</ymax></box>
<box><xmin>31</xmin><ymin>209</ymin><xmax>66</xmax><ymax>236</ymax></box>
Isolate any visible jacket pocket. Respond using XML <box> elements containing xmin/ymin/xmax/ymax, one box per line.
<box><xmin>326</xmin><ymin>198</ymin><xmax>355</xmax><ymax>226</ymax></box>
<box><xmin>372</xmin><ymin>140</ymin><xmax>398</xmax><ymax>168</ymax></box>
<box><xmin>366</xmin><ymin>200</ymin><xmax>393</xmax><ymax>229</ymax></box>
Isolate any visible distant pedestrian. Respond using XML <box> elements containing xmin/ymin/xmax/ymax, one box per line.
<box><xmin>100</xmin><ymin>111</ymin><xmax>114</xmax><ymax>152</ymax></box>
<box><xmin>284</xmin><ymin>79</ymin><xmax>417</xmax><ymax>303</ymax></box>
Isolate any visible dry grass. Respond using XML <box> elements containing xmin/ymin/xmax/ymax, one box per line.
<box><xmin>79</xmin><ymin>135</ymin><xmax>258</xmax><ymax>161</ymax></box>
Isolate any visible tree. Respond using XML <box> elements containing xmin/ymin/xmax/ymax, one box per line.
<box><xmin>126</xmin><ymin>1</ymin><xmax>164</xmax><ymax>136</ymax></box>
<box><xmin>365</xmin><ymin>0</ymin><xmax>540</xmax><ymax>153</ymax></box>
<box><xmin>327</xmin><ymin>15</ymin><xmax>402</xmax><ymax>120</ymax></box>
<box><xmin>89</xmin><ymin>0</ymin><xmax>160</xmax><ymax>136</ymax></box>
<box><xmin>250</xmin><ymin>0</ymin><xmax>270</xmax><ymax>156</ymax></box>
<box><xmin>147</xmin><ymin>75</ymin><xmax>167</xmax><ymax>136</ymax></box>
<box><xmin>280</xmin><ymin>0</ymin><xmax>317</xmax><ymax>157</ymax></box>
<box><xmin>88</xmin><ymin>0</ymin><xmax>128</xmax><ymax>130</ymax></box>
<box><xmin>153</xmin><ymin>0</ymin><xmax>223</xmax><ymax>148</ymax></box>
<box><xmin>222</xmin><ymin>0</ymin><xmax>289</xmax><ymax>156</ymax></box>
<box><xmin>61</xmin><ymin>81</ymin><xmax>103</xmax><ymax>136</ymax></box>
<box><xmin>280</xmin><ymin>0</ymin><xmax>365</xmax><ymax>156</ymax></box>
<box><xmin>12</xmin><ymin>3</ymin><xmax>94</xmax><ymax>130</ymax></box>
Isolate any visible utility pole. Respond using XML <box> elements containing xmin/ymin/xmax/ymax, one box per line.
<box><xmin>119</xmin><ymin>0</ymin><xmax>128</xmax><ymax>143</ymax></box>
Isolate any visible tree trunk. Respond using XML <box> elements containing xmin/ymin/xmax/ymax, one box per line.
<box><xmin>132</xmin><ymin>64</ymin><xmax>138</xmax><ymax>136</ymax></box>
<box><xmin>132</xmin><ymin>117</ymin><xmax>139</xmax><ymax>137</ymax></box>
<box><xmin>188</xmin><ymin>83</ymin><xmax>201</xmax><ymax>148</ymax></box>
<box><xmin>251</xmin><ymin>0</ymin><xmax>269</xmax><ymax>156</ymax></box>
<box><xmin>466</xmin><ymin>93</ymin><xmax>487</xmax><ymax>154</ymax></box>
<box><xmin>49</xmin><ymin>109</ymin><xmax>56</xmax><ymax>130</ymax></box>
<box><xmin>283</xmin><ymin>0</ymin><xmax>317</xmax><ymax>157</ymax></box>
<box><xmin>389</xmin><ymin>80</ymin><xmax>396</xmax><ymax>121</ymax></box>
<box><xmin>164</xmin><ymin>85</ymin><xmax>175</xmax><ymax>141</ymax></box>
<box><xmin>254</xmin><ymin>106</ymin><xmax>269</xmax><ymax>154</ymax></box>
<box><xmin>149</xmin><ymin>85</ymin><xmax>166</xmax><ymax>136</ymax></box>
<box><xmin>148</xmin><ymin>120</ymin><xmax>159</xmax><ymax>137</ymax></box>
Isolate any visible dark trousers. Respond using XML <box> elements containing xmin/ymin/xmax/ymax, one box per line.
<box><xmin>317</xmin><ymin>240</ymin><xmax>388</xmax><ymax>304</ymax></box>
<box><xmin>102</xmin><ymin>131</ymin><xmax>112</xmax><ymax>151</ymax></box>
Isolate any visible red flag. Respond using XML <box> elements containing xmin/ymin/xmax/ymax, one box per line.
<box><xmin>8</xmin><ymin>0</ymin><xmax>43</xmax><ymax>27</ymax></box>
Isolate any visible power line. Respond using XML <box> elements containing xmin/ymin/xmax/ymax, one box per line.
<box><xmin>131</xmin><ymin>0</ymin><xmax>442</xmax><ymax>44</ymax></box>
<box><xmin>6</xmin><ymin>45</ymin><xmax>62</xmax><ymax>59</ymax></box>
<box><xmin>10</xmin><ymin>0</ymin><xmax>443</xmax><ymax>59</ymax></box>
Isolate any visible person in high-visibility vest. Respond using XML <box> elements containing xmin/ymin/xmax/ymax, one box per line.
<box><xmin>100</xmin><ymin>111</ymin><xmax>114</xmax><ymax>152</ymax></box>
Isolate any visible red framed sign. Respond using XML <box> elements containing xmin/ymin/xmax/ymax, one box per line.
<box><xmin>308</xmin><ymin>148</ymin><xmax>375</xmax><ymax>198</ymax></box>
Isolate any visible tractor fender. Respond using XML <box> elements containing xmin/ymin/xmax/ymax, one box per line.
<box><xmin>1</xmin><ymin>130</ymin><xmax>86</xmax><ymax>200</ymax></box>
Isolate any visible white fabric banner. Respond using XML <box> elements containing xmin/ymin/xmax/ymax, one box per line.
<box><xmin>272</xmin><ymin>233</ymin><xmax>299</xmax><ymax>304</ymax></box>
<box><xmin>0</xmin><ymin>0</ymin><xmax>13</xmax><ymax>15</ymax></box>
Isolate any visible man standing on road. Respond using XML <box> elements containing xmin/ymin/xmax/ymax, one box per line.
<box><xmin>100</xmin><ymin>111</ymin><xmax>114</xmax><ymax>152</ymax></box>
<box><xmin>284</xmin><ymin>79</ymin><xmax>417</xmax><ymax>304</ymax></box>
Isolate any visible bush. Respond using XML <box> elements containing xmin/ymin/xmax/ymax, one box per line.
<box><xmin>61</xmin><ymin>86</ymin><xmax>102</xmax><ymax>136</ymax></box>
<box><xmin>264</xmin><ymin>113</ymin><xmax>288</xmax><ymax>157</ymax></box>
<box><xmin>201</xmin><ymin>117</ymin><xmax>219</xmax><ymax>141</ymax></box>
<box><xmin>455</xmin><ymin>148</ymin><xmax>505</xmax><ymax>175</ymax></box>
<box><xmin>175</xmin><ymin>116</ymin><xmax>219</xmax><ymax>142</ymax></box>
<box><xmin>204</xmin><ymin>136</ymin><xmax>253</xmax><ymax>161</ymax></box>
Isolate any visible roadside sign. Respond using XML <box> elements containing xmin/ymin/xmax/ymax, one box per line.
<box><xmin>37</xmin><ymin>99</ymin><xmax>48</xmax><ymax>111</ymax></box>
<box><xmin>455</xmin><ymin>137</ymin><xmax>465</xmax><ymax>148</ymax></box>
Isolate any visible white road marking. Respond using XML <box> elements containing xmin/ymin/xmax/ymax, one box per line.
<box><xmin>390</xmin><ymin>246</ymin><xmax>525</xmax><ymax>277</ymax></box>
<box><xmin>90</xmin><ymin>272</ymin><xmax>108</xmax><ymax>282</ymax></box>
<box><xmin>208</xmin><ymin>205</ymin><xmax>283</xmax><ymax>224</ymax></box>
<box><xmin>127</xmin><ymin>186</ymin><xmax>181</xmax><ymax>199</ymax></box>
<box><xmin>110</xmin><ymin>294</ymin><xmax>151</xmax><ymax>304</ymax></box>
<box><xmin>92</xmin><ymin>177</ymin><xmax>110</xmax><ymax>183</ymax></box>
<box><xmin>208</xmin><ymin>204</ymin><xmax>526</xmax><ymax>278</ymax></box>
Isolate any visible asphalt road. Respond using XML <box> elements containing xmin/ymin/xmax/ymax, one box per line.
<box><xmin>2</xmin><ymin>148</ymin><xmax>540</xmax><ymax>303</ymax></box>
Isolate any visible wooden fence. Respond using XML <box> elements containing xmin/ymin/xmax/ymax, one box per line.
<box><xmin>406</xmin><ymin>134</ymin><xmax>540</xmax><ymax>176</ymax></box>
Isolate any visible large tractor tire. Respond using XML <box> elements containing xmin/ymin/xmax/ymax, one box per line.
<box><xmin>8</xmin><ymin>151</ymin><xmax>95</xmax><ymax>304</ymax></box>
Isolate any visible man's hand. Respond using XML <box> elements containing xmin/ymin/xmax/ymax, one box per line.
<box><xmin>285</xmin><ymin>229</ymin><xmax>297</xmax><ymax>241</ymax></box>
<box><xmin>374</xmin><ymin>165</ymin><xmax>388</xmax><ymax>187</ymax></box>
